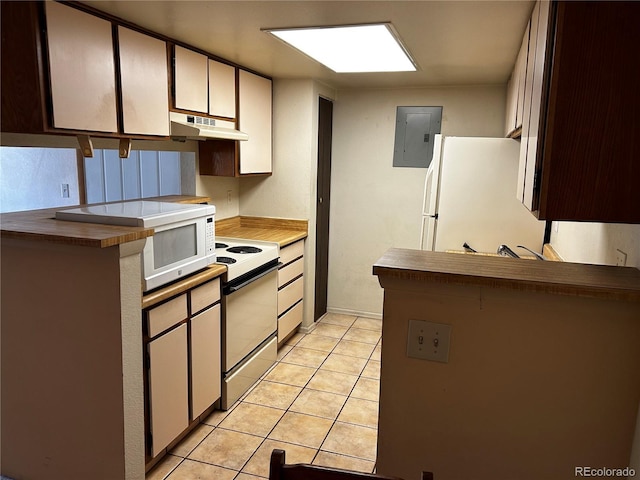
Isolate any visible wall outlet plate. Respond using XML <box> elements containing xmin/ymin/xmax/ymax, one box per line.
<box><xmin>407</xmin><ymin>319</ymin><xmax>451</xmax><ymax>363</ymax></box>
<box><xmin>615</xmin><ymin>249</ymin><xmax>627</xmax><ymax>267</ymax></box>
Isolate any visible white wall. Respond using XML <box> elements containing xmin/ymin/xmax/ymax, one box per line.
<box><xmin>0</xmin><ymin>147</ymin><xmax>80</xmax><ymax>212</ymax></box>
<box><xmin>328</xmin><ymin>85</ymin><xmax>506</xmax><ymax>317</ymax></box>
<box><xmin>550</xmin><ymin>222</ymin><xmax>640</xmax><ymax>268</ymax></box>
<box><xmin>195</xmin><ymin>172</ymin><xmax>240</xmax><ymax>220</ymax></box>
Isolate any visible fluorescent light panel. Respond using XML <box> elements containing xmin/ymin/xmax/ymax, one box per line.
<box><xmin>267</xmin><ymin>24</ymin><xmax>416</xmax><ymax>73</ymax></box>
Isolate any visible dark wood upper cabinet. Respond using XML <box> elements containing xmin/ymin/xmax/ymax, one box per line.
<box><xmin>519</xmin><ymin>0</ymin><xmax>640</xmax><ymax>223</ymax></box>
<box><xmin>1</xmin><ymin>1</ymin><xmax>170</xmax><ymax>140</ymax></box>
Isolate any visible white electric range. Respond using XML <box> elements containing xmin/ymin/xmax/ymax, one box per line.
<box><xmin>214</xmin><ymin>237</ymin><xmax>281</xmax><ymax>409</ymax></box>
<box><xmin>214</xmin><ymin>238</ymin><xmax>279</xmax><ymax>281</ymax></box>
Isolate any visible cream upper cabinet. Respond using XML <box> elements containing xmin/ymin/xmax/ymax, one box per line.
<box><xmin>44</xmin><ymin>1</ymin><xmax>118</xmax><ymax>132</ymax></box>
<box><xmin>208</xmin><ymin>60</ymin><xmax>236</xmax><ymax>119</ymax></box>
<box><xmin>239</xmin><ymin>70</ymin><xmax>273</xmax><ymax>174</ymax></box>
<box><xmin>118</xmin><ymin>26</ymin><xmax>170</xmax><ymax>136</ymax></box>
<box><xmin>517</xmin><ymin>0</ymin><xmax>550</xmax><ymax>209</ymax></box>
<box><xmin>174</xmin><ymin>46</ymin><xmax>208</xmax><ymax>113</ymax></box>
<box><xmin>505</xmin><ymin>21</ymin><xmax>530</xmax><ymax>138</ymax></box>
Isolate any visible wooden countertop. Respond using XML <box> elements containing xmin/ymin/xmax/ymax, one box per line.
<box><xmin>373</xmin><ymin>248</ymin><xmax>640</xmax><ymax>302</ymax></box>
<box><xmin>142</xmin><ymin>264</ymin><xmax>227</xmax><ymax>309</ymax></box>
<box><xmin>216</xmin><ymin>216</ymin><xmax>308</xmax><ymax>248</ymax></box>
<box><xmin>0</xmin><ymin>196</ymin><xmax>210</xmax><ymax>248</ymax></box>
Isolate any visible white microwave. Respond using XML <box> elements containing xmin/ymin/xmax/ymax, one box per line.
<box><xmin>56</xmin><ymin>201</ymin><xmax>216</xmax><ymax>291</ymax></box>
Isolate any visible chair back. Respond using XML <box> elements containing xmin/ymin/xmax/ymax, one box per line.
<box><xmin>269</xmin><ymin>449</ymin><xmax>434</xmax><ymax>480</ymax></box>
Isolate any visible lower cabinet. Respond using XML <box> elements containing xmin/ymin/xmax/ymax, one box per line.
<box><xmin>144</xmin><ymin>277</ymin><xmax>221</xmax><ymax>461</ymax></box>
<box><xmin>147</xmin><ymin>324</ymin><xmax>189</xmax><ymax>458</ymax></box>
<box><xmin>191</xmin><ymin>304</ymin><xmax>221</xmax><ymax>419</ymax></box>
<box><xmin>277</xmin><ymin>240</ymin><xmax>304</xmax><ymax>343</ymax></box>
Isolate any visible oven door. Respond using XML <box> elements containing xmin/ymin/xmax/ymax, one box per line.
<box><xmin>223</xmin><ymin>262</ymin><xmax>279</xmax><ymax>371</ymax></box>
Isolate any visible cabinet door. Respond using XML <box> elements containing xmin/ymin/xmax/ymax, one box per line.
<box><xmin>190</xmin><ymin>304</ymin><xmax>221</xmax><ymax>419</ymax></box>
<box><xmin>517</xmin><ymin>0</ymin><xmax>550</xmax><ymax>209</ymax></box>
<box><xmin>514</xmin><ymin>22</ymin><xmax>530</xmax><ymax>133</ymax></box>
<box><xmin>147</xmin><ymin>324</ymin><xmax>189</xmax><ymax>457</ymax></box>
<box><xmin>174</xmin><ymin>46</ymin><xmax>208</xmax><ymax>113</ymax></box>
<box><xmin>208</xmin><ymin>60</ymin><xmax>236</xmax><ymax>119</ymax></box>
<box><xmin>44</xmin><ymin>1</ymin><xmax>118</xmax><ymax>132</ymax></box>
<box><xmin>118</xmin><ymin>26</ymin><xmax>170</xmax><ymax>136</ymax></box>
<box><xmin>239</xmin><ymin>70</ymin><xmax>273</xmax><ymax>174</ymax></box>
<box><xmin>505</xmin><ymin>21</ymin><xmax>530</xmax><ymax>137</ymax></box>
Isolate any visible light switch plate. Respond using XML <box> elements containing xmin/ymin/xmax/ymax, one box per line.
<box><xmin>407</xmin><ymin>319</ymin><xmax>451</xmax><ymax>363</ymax></box>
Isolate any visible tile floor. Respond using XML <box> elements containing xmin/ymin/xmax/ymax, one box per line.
<box><xmin>146</xmin><ymin>313</ymin><xmax>382</xmax><ymax>480</ymax></box>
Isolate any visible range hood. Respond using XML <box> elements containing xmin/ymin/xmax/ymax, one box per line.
<box><xmin>170</xmin><ymin>112</ymin><xmax>248</xmax><ymax>141</ymax></box>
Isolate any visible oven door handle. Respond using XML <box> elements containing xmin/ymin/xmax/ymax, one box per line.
<box><xmin>224</xmin><ymin>262</ymin><xmax>282</xmax><ymax>294</ymax></box>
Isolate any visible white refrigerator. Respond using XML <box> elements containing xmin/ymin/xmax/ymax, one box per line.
<box><xmin>420</xmin><ymin>135</ymin><xmax>546</xmax><ymax>254</ymax></box>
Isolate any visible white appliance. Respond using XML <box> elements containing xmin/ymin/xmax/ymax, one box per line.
<box><xmin>215</xmin><ymin>238</ymin><xmax>280</xmax><ymax>409</ymax></box>
<box><xmin>420</xmin><ymin>135</ymin><xmax>546</xmax><ymax>254</ymax></box>
<box><xmin>56</xmin><ymin>200</ymin><xmax>216</xmax><ymax>291</ymax></box>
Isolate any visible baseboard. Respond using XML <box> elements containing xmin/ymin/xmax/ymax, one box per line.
<box><xmin>326</xmin><ymin>307</ymin><xmax>382</xmax><ymax>320</ymax></box>
<box><xmin>297</xmin><ymin>323</ymin><xmax>316</xmax><ymax>334</ymax></box>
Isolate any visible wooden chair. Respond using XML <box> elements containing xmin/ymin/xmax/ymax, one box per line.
<box><xmin>269</xmin><ymin>449</ymin><xmax>434</xmax><ymax>480</ymax></box>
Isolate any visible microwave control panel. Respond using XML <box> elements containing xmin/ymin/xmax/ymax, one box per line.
<box><xmin>206</xmin><ymin>217</ymin><xmax>215</xmax><ymax>254</ymax></box>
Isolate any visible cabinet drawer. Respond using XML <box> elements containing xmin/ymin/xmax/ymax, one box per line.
<box><xmin>147</xmin><ymin>294</ymin><xmax>187</xmax><ymax>338</ymax></box>
<box><xmin>280</xmin><ymin>240</ymin><xmax>304</xmax><ymax>266</ymax></box>
<box><xmin>191</xmin><ymin>278</ymin><xmax>221</xmax><ymax>314</ymax></box>
<box><xmin>278</xmin><ymin>276</ymin><xmax>303</xmax><ymax>317</ymax></box>
<box><xmin>278</xmin><ymin>300</ymin><xmax>303</xmax><ymax>342</ymax></box>
<box><xmin>278</xmin><ymin>258</ymin><xmax>303</xmax><ymax>288</ymax></box>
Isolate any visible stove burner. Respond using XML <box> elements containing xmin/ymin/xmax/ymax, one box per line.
<box><xmin>215</xmin><ymin>242</ymin><xmax>229</xmax><ymax>249</ymax></box>
<box><xmin>227</xmin><ymin>246</ymin><xmax>262</xmax><ymax>254</ymax></box>
<box><xmin>216</xmin><ymin>256</ymin><xmax>237</xmax><ymax>264</ymax></box>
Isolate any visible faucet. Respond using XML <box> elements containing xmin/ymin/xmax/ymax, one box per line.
<box><xmin>517</xmin><ymin>245</ymin><xmax>546</xmax><ymax>261</ymax></box>
<box><xmin>497</xmin><ymin>244</ymin><xmax>520</xmax><ymax>258</ymax></box>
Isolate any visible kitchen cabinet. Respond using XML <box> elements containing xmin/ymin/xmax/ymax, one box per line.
<box><xmin>277</xmin><ymin>240</ymin><xmax>304</xmax><ymax>343</ymax></box>
<box><xmin>209</xmin><ymin>59</ymin><xmax>237</xmax><ymax>119</ymax></box>
<box><xmin>517</xmin><ymin>0</ymin><xmax>550</xmax><ymax>213</ymax></box>
<box><xmin>45</xmin><ymin>1</ymin><xmax>118</xmax><ymax>133</ymax></box>
<box><xmin>144</xmin><ymin>277</ymin><xmax>222</xmax><ymax>463</ymax></box>
<box><xmin>173</xmin><ymin>49</ymin><xmax>238</xmax><ymax>120</ymax></box>
<box><xmin>517</xmin><ymin>0</ymin><xmax>640</xmax><ymax>223</ymax></box>
<box><xmin>239</xmin><ymin>69</ymin><xmax>273</xmax><ymax>174</ymax></box>
<box><xmin>118</xmin><ymin>26</ymin><xmax>170</xmax><ymax>136</ymax></box>
<box><xmin>504</xmin><ymin>21</ymin><xmax>530</xmax><ymax>138</ymax></box>
<box><xmin>198</xmin><ymin>69</ymin><xmax>273</xmax><ymax>176</ymax></box>
<box><xmin>0</xmin><ymin>1</ymin><xmax>171</xmax><ymax>140</ymax></box>
<box><xmin>147</xmin><ymin>323</ymin><xmax>189</xmax><ymax>458</ymax></box>
<box><xmin>174</xmin><ymin>46</ymin><xmax>209</xmax><ymax>114</ymax></box>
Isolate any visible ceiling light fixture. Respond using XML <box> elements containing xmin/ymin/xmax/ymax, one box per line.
<box><xmin>264</xmin><ymin>23</ymin><xmax>417</xmax><ymax>73</ymax></box>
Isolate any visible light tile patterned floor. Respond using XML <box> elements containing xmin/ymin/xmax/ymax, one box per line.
<box><xmin>146</xmin><ymin>313</ymin><xmax>382</xmax><ymax>480</ymax></box>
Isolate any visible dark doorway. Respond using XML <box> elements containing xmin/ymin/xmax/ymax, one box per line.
<box><xmin>314</xmin><ymin>97</ymin><xmax>333</xmax><ymax>322</ymax></box>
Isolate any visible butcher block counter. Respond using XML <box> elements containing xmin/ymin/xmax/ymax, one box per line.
<box><xmin>373</xmin><ymin>249</ymin><xmax>640</xmax><ymax>480</ymax></box>
<box><xmin>374</xmin><ymin>248</ymin><xmax>640</xmax><ymax>302</ymax></box>
<box><xmin>216</xmin><ymin>216</ymin><xmax>308</xmax><ymax>247</ymax></box>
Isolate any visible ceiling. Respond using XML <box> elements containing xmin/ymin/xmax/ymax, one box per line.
<box><xmin>81</xmin><ymin>0</ymin><xmax>534</xmax><ymax>89</ymax></box>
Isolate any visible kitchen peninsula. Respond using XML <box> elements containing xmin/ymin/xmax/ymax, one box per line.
<box><xmin>0</xmin><ymin>196</ymin><xmax>213</xmax><ymax>480</ymax></box>
<box><xmin>373</xmin><ymin>249</ymin><xmax>640</xmax><ymax>480</ymax></box>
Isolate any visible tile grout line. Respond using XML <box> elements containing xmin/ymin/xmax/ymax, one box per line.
<box><xmin>155</xmin><ymin>315</ymin><xmax>382</xmax><ymax>479</ymax></box>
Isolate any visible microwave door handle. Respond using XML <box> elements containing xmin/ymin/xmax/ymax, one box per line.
<box><xmin>225</xmin><ymin>262</ymin><xmax>282</xmax><ymax>294</ymax></box>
